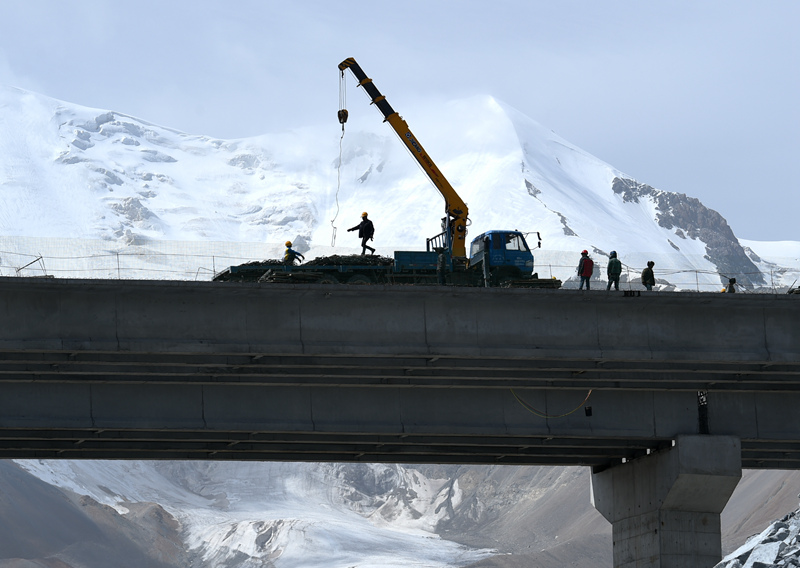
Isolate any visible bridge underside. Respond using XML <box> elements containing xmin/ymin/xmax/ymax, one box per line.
<box><xmin>0</xmin><ymin>424</ymin><xmax>677</xmax><ymax>466</ymax></box>
<box><xmin>0</xmin><ymin>278</ymin><xmax>798</xmax><ymax>469</ymax></box>
<box><xmin>0</xmin><ymin>348</ymin><xmax>798</xmax><ymax>469</ymax></box>
<box><xmin>2</xmin><ymin>425</ymin><xmax>795</xmax><ymax>469</ymax></box>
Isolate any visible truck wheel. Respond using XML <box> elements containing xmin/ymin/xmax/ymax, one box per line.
<box><xmin>316</xmin><ymin>275</ymin><xmax>339</xmax><ymax>284</ymax></box>
<box><xmin>493</xmin><ymin>269</ymin><xmax>519</xmax><ymax>287</ymax></box>
<box><xmin>347</xmin><ymin>274</ymin><xmax>372</xmax><ymax>285</ymax></box>
<box><xmin>498</xmin><ymin>275</ymin><xmax>516</xmax><ymax>287</ymax></box>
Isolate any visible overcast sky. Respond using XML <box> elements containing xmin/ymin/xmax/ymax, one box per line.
<box><xmin>1</xmin><ymin>0</ymin><xmax>797</xmax><ymax>241</ymax></box>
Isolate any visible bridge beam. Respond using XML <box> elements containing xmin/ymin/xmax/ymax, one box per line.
<box><xmin>591</xmin><ymin>435</ymin><xmax>741</xmax><ymax>568</ymax></box>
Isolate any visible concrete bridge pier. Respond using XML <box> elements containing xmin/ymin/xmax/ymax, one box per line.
<box><xmin>591</xmin><ymin>436</ymin><xmax>742</xmax><ymax>568</ymax></box>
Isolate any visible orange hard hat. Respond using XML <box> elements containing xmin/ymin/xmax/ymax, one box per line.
<box><xmin>285</xmin><ymin>241</ymin><xmax>292</xmax><ymax>247</ymax></box>
<box><xmin>361</xmin><ymin>211</ymin><xmax>368</xmax><ymax>217</ymax></box>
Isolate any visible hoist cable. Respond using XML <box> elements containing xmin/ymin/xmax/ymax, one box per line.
<box><xmin>331</xmin><ymin>128</ymin><xmax>344</xmax><ymax>247</ymax></box>
<box><xmin>331</xmin><ymin>70</ymin><xmax>348</xmax><ymax>247</ymax></box>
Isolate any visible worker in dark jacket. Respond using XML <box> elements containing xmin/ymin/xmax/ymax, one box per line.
<box><xmin>577</xmin><ymin>250</ymin><xmax>594</xmax><ymax>290</ymax></box>
<box><xmin>641</xmin><ymin>260</ymin><xmax>656</xmax><ymax>290</ymax></box>
<box><xmin>284</xmin><ymin>241</ymin><xmax>304</xmax><ymax>265</ymax></box>
<box><xmin>348</xmin><ymin>212</ymin><xmax>375</xmax><ymax>255</ymax></box>
<box><xmin>606</xmin><ymin>251</ymin><xmax>622</xmax><ymax>291</ymax></box>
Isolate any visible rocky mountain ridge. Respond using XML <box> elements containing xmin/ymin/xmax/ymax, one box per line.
<box><xmin>611</xmin><ymin>177</ymin><xmax>764</xmax><ymax>286</ymax></box>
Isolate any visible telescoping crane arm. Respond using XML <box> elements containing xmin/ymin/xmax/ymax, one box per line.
<box><xmin>338</xmin><ymin>57</ymin><xmax>469</xmax><ymax>259</ymax></box>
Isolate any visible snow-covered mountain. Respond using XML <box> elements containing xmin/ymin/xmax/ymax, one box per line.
<box><xmin>4</xmin><ymin>460</ymin><xmax>800</xmax><ymax>568</ymax></box>
<box><xmin>3</xmin><ymin>459</ymin><xmax>600</xmax><ymax>568</ymax></box>
<box><xmin>2</xmin><ymin>84</ymin><xmax>800</xmax><ymax>567</ymax></box>
<box><xmin>1</xmin><ymin>84</ymin><xmax>797</xmax><ymax>289</ymax></box>
<box><xmin>9</xmin><ymin>461</ymin><xmax>495</xmax><ymax>568</ymax></box>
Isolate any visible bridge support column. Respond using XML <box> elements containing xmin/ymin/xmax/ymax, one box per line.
<box><xmin>591</xmin><ymin>435</ymin><xmax>741</xmax><ymax>568</ymax></box>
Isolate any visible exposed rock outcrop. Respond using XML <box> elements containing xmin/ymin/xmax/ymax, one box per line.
<box><xmin>613</xmin><ymin>177</ymin><xmax>765</xmax><ymax>286</ymax></box>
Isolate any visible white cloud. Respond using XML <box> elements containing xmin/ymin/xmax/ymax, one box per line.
<box><xmin>0</xmin><ymin>49</ymin><xmax>39</xmax><ymax>92</ymax></box>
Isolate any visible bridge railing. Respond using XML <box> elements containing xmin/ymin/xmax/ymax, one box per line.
<box><xmin>1</xmin><ymin>236</ymin><xmax>797</xmax><ymax>292</ymax></box>
<box><xmin>0</xmin><ymin>236</ymin><xmax>273</xmax><ymax>281</ymax></box>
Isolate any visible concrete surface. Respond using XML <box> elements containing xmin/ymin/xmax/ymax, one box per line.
<box><xmin>0</xmin><ymin>278</ymin><xmax>798</xmax><ymax>467</ymax></box>
<box><xmin>591</xmin><ymin>436</ymin><xmax>742</xmax><ymax>568</ymax></box>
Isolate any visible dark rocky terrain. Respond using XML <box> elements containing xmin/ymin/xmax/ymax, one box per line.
<box><xmin>0</xmin><ymin>461</ymin><xmax>190</xmax><ymax>568</ymax></box>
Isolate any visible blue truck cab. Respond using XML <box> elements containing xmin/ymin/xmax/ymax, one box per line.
<box><xmin>469</xmin><ymin>230</ymin><xmax>536</xmax><ymax>279</ymax></box>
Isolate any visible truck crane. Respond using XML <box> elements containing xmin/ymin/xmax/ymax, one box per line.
<box><xmin>213</xmin><ymin>58</ymin><xmax>560</xmax><ymax>289</ymax></box>
<box><xmin>337</xmin><ymin>57</ymin><xmax>469</xmax><ymax>259</ymax></box>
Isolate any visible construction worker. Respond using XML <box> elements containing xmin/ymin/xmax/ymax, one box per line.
<box><xmin>606</xmin><ymin>251</ymin><xmax>622</xmax><ymax>291</ymax></box>
<box><xmin>641</xmin><ymin>261</ymin><xmax>656</xmax><ymax>291</ymax></box>
<box><xmin>284</xmin><ymin>241</ymin><xmax>304</xmax><ymax>265</ymax></box>
<box><xmin>348</xmin><ymin>212</ymin><xmax>375</xmax><ymax>255</ymax></box>
<box><xmin>577</xmin><ymin>250</ymin><xmax>594</xmax><ymax>290</ymax></box>
<box><xmin>726</xmin><ymin>277</ymin><xmax>737</xmax><ymax>293</ymax></box>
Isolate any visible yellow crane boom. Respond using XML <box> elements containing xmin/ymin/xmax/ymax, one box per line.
<box><xmin>338</xmin><ymin>57</ymin><xmax>469</xmax><ymax>259</ymax></box>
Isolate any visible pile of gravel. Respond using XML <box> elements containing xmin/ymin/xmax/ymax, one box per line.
<box><xmin>238</xmin><ymin>259</ymin><xmax>285</xmax><ymax>266</ymax></box>
<box><xmin>302</xmin><ymin>254</ymin><xmax>394</xmax><ymax>267</ymax></box>
<box><xmin>715</xmin><ymin>505</ymin><xmax>800</xmax><ymax>567</ymax></box>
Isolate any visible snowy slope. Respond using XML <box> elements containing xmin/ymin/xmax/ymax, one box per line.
<box><xmin>740</xmin><ymin>239</ymin><xmax>800</xmax><ymax>289</ymax></box>
<box><xmin>0</xmin><ymin>85</ymin><xmax>326</xmax><ymax>244</ymax></box>
<box><xmin>1</xmin><ymin>84</ymin><xmax>798</xmax><ymax>289</ymax></box>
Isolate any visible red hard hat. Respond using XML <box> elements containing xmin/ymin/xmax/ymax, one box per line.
<box><xmin>581</xmin><ymin>250</ymin><xmax>588</xmax><ymax>254</ymax></box>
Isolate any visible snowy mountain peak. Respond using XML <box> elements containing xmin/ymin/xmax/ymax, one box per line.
<box><xmin>0</xmin><ymin>84</ymin><xmax>795</xmax><ymax>289</ymax></box>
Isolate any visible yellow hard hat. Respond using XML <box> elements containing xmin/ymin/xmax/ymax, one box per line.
<box><xmin>285</xmin><ymin>241</ymin><xmax>292</xmax><ymax>247</ymax></box>
<box><xmin>361</xmin><ymin>211</ymin><xmax>368</xmax><ymax>217</ymax></box>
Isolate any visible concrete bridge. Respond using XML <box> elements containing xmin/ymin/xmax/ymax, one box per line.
<box><xmin>1</xmin><ymin>277</ymin><xmax>798</xmax><ymax>567</ymax></box>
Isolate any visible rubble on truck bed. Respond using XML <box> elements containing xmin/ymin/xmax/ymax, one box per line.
<box><xmin>238</xmin><ymin>259</ymin><xmax>285</xmax><ymax>266</ymax></box>
<box><xmin>301</xmin><ymin>254</ymin><xmax>394</xmax><ymax>267</ymax></box>
<box><xmin>258</xmin><ymin>254</ymin><xmax>396</xmax><ymax>284</ymax></box>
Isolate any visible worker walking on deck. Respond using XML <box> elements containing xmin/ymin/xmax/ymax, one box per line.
<box><xmin>606</xmin><ymin>251</ymin><xmax>622</xmax><ymax>291</ymax></box>
<box><xmin>641</xmin><ymin>261</ymin><xmax>656</xmax><ymax>290</ymax></box>
<box><xmin>348</xmin><ymin>212</ymin><xmax>375</xmax><ymax>255</ymax></box>
<box><xmin>284</xmin><ymin>241</ymin><xmax>304</xmax><ymax>265</ymax></box>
